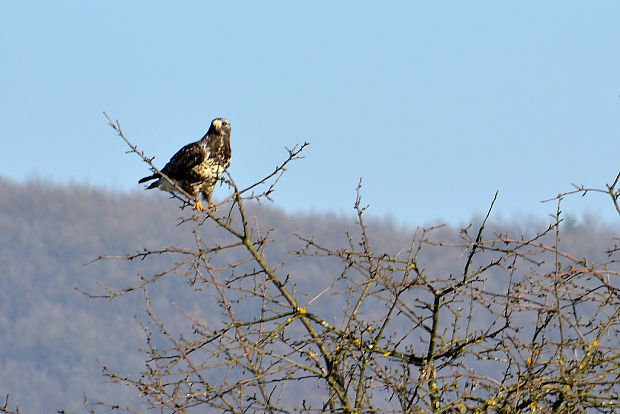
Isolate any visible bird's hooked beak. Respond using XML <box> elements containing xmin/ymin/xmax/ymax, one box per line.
<box><xmin>213</xmin><ymin>119</ymin><xmax>222</xmax><ymax>130</ymax></box>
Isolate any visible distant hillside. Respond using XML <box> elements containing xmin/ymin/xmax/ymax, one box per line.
<box><xmin>0</xmin><ymin>178</ymin><xmax>617</xmax><ymax>412</ymax></box>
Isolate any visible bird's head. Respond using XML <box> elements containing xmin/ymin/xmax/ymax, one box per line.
<box><xmin>209</xmin><ymin>118</ymin><xmax>231</xmax><ymax>136</ymax></box>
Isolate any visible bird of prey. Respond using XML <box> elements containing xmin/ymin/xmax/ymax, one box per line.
<box><xmin>138</xmin><ymin>118</ymin><xmax>231</xmax><ymax>211</ymax></box>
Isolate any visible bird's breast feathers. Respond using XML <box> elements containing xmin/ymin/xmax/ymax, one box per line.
<box><xmin>192</xmin><ymin>152</ymin><xmax>228</xmax><ymax>182</ymax></box>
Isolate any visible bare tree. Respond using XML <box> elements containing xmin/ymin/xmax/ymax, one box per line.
<box><xmin>8</xmin><ymin>115</ymin><xmax>613</xmax><ymax>414</ymax></box>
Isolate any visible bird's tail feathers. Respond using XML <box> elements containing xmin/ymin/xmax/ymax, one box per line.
<box><xmin>138</xmin><ymin>174</ymin><xmax>158</xmax><ymax>184</ymax></box>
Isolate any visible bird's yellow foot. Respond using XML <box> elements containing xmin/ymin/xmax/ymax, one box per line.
<box><xmin>193</xmin><ymin>200</ymin><xmax>205</xmax><ymax>211</ymax></box>
<box><xmin>208</xmin><ymin>203</ymin><xmax>218</xmax><ymax>212</ymax></box>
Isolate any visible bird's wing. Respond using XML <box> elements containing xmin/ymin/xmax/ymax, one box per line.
<box><xmin>160</xmin><ymin>141</ymin><xmax>208</xmax><ymax>180</ymax></box>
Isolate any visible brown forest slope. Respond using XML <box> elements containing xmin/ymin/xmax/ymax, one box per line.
<box><xmin>0</xmin><ymin>178</ymin><xmax>617</xmax><ymax>412</ymax></box>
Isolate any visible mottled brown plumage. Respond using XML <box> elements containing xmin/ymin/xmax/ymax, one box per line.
<box><xmin>138</xmin><ymin>118</ymin><xmax>231</xmax><ymax>210</ymax></box>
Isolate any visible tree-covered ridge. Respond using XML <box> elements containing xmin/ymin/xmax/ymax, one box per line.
<box><xmin>0</xmin><ymin>175</ymin><xmax>618</xmax><ymax>412</ymax></box>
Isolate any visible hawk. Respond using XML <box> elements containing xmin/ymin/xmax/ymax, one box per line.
<box><xmin>138</xmin><ymin>118</ymin><xmax>232</xmax><ymax>211</ymax></box>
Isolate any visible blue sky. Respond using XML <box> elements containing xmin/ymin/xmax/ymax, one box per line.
<box><xmin>1</xmin><ymin>2</ymin><xmax>619</xmax><ymax>226</ymax></box>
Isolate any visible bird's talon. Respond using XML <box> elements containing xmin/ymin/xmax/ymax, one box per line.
<box><xmin>193</xmin><ymin>201</ymin><xmax>205</xmax><ymax>211</ymax></box>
